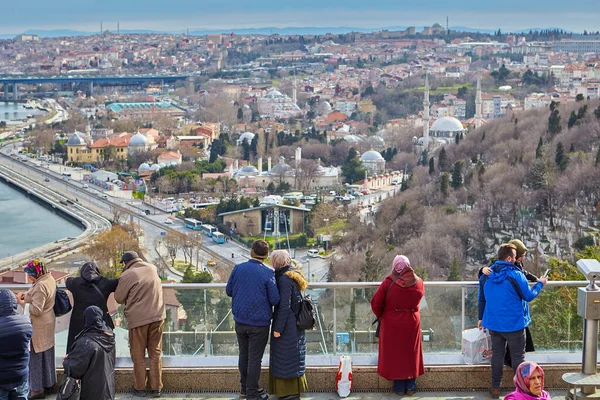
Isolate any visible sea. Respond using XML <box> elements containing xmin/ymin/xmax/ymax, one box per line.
<box><xmin>0</xmin><ymin>101</ymin><xmax>46</xmax><ymax>125</ymax></box>
<box><xmin>0</xmin><ymin>180</ymin><xmax>83</xmax><ymax>258</ymax></box>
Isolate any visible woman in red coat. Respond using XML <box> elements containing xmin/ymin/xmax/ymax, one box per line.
<box><xmin>371</xmin><ymin>255</ymin><xmax>425</xmax><ymax>396</ymax></box>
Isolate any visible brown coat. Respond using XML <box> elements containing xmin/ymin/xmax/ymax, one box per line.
<box><xmin>114</xmin><ymin>259</ymin><xmax>165</xmax><ymax>330</ymax></box>
<box><xmin>24</xmin><ymin>273</ymin><xmax>57</xmax><ymax>352</ymax></box>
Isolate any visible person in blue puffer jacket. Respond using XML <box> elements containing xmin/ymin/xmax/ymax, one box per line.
<box><xmin>478</xmin><ymin>243</ymin><xmax>547</xmax><ymax>399</ymax></box>
<box><xmin>0</xmin><ymin>289</ymin><xmax>33</xmax><ymax>400</ymax></box>
<box><xmin>227</xmin><ymin>240</ymin><xmax>280</xmax><ymax>400</ymax></box>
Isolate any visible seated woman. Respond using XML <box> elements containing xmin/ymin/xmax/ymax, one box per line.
<box><xmin>62</xmin><ymin>306</ymin><xmax>116</xmax><ymax>400</ymax></box>
<box><xmin>504</xmin><ymin>361</ymin><xmax>551</xmax><ymax>400</ymax></box>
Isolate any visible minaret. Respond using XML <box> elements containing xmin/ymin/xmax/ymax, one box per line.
<box><xmin>475</xmin><ymin>75</ymin><xmax>483</xmax><ymax>129</ymax></box>
<box><xmin>422</xmin><ymin>72</ymin><xmax>430</xmax><ymax>149</ymax></box>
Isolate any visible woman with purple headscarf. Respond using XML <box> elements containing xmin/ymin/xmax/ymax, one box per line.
<box><xmin>371</xmin><ymin>255</ymin><xmax>424</xmax><ymax>396</ymax></box>
<box><xmin>505</xmin><ymin>361</ymin><xmax>551</xmax><ymax>400</ymax></box>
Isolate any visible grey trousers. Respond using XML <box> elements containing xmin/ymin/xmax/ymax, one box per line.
<box><xmin>489</xmin><ymin>329</ymin><xmax>525</xmax><ymax>389</ymax></box>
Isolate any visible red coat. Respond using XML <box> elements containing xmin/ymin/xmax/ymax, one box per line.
<box><xmin>371</xmin><ymin>275</ymin><xmax>425</xmax><ymax>380</ymax></box>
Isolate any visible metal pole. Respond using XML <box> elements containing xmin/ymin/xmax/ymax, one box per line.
<box><xmin>461</xmin><ymin>286</ymin><xmax>466</xmax><ymax>333</ymax></box>
<box><xmin>582</xmin><ymin>318</ymin><xmax>598</xmax><ymax>395</ymax></box>
<box><xmin>333</xmin><ymin>288</ymin><xmax>337</xmax><ymax>356</ymax></box>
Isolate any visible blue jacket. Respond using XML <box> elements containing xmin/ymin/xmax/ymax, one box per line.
<box><xmin>226</xmin><ymin>259</ymin><xmax>280</xmax><ymax>326</ymax></box>
<box><xmin>478</xmin><ymin>260</ymin><xmax>543</xmax><ymax>332</ymax></box>
<box><xmin>0</xmin><ymin>289</ymin><xmax>33</xmax><ymax>387</ymax></box>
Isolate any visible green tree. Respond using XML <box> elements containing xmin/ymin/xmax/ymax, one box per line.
<box><xmin>576</xmin><ymin>93</ymin><xmax>585</xmax><ymax>102</ymax></box>
<box><xmin>548</xmin><ymin>109</ymin><xmax>561</xmax><ymax>135</ymax></box>
<box><xmin>448</xmin><ymin>257</ymin><xmax>462</xmax><ymax>281</ymax></box>
<box><xmin>536</xmin><ymin>137</ymin><xmax>544</xmax><ymax>159</ymax></box>
<box><xmin>266</xmin><ymin>182</ymin><xmax>276</xmax><ymax>194</ymax></box>
<box><xmin>428</xmin><ymin>157</ymin><xmax>435</xmax><ymax>175</ymax></box>
<box><xmin>440</xmin><ymin>173</ymin><xmax>449</xmax><ymax>197</ymax></box>
<box><xmin>577</xmin><ymin>105</ymin><xmax>588</xmax><ymax>119</ymax></box>
<box><xmin>569</xmin><ymin>143</ymin><xmax>575</xmax><ymax>153</ymax></box>
<box><xmin>438</xmin><ymin>147</ymin><xmax>448</xmax><ymax>171</ymax></box>
<box><xmin>450</xmin><ymin>161</ymin><xmax>463</xmax><ymax>190</ymax></box>
<box><xmin>567</xmin><ymin>111</ymin><xmax>578</xmax><ymax>129</ymax></box>
<box><xmin>490</xmin><ymin>64</ymin><xmax>510</xmax><ymax>83</ymax></box>
<box><xmin>237</xmin><ymin>107</ymin><xmax>243</xmax><ymax>122</ymax></box>
<box><xmin>555</xmin><ymin>141</ymin><xmax>568</xmax><ymax>171</ymax></box>
<box><xmin>457</xmin><ymin>86</ymin><xmax>468</xmax><ymax>98</ymax></box>
<box><xmin>341</xmin><ymin>147</ymin><xmax>367</xmax><ymax>184</ymax></box>
<box><xmin>594</xmin><ymin>105</ymin><xmax>600</xmax><ymax>120</ymax></box>
<box><xmin>241</xmin><ymin>139</ymin><xmax>251</xmax><ymax>161</ymax></box>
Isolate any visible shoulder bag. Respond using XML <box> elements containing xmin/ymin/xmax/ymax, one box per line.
<box><xmin>56</xmin><ymin>366</ymin><xmax>81</xmax><ymax>400</ymax></box>
<box><xmin>371</xmin><ymin>274</ymin><xmax>401</xmax><ymax>338</ymax></box>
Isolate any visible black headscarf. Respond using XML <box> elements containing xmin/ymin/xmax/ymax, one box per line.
<box><xmin>74</xmin><ymin>306</ymin><xmax>112</xmax><ymax>343</ymax></box>
<box><xmin>80</xmin><ymin>261</ymin><xmax>102</xmax><ymax>283</ymax></box>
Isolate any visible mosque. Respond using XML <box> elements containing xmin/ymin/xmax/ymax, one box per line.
<box><xmin>66</xmin><ymin>130</ymin><xmax>156</xmax><ymax>164</ymax></box>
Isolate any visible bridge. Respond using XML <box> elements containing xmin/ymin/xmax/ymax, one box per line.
<box><xmin>0</xmin><ymin>74</ymin><xmax>191</xmax><ymax>99</ymax></box>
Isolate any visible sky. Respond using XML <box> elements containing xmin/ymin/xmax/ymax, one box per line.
<box><xmin>2</xmin><ymin>0</ymin><xmax>600</xmax><ymax>34</ymax></box>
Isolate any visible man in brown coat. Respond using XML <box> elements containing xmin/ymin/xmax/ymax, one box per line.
<box><xmin>115</xmin><ymin>251</ymin><xmax>165</xmax><ymax>398</ymax></box>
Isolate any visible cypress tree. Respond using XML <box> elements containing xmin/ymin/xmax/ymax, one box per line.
<box><xmin>595</xmin><ymin>147</ymin><xmax>600</xmax><ymax>166</ymax></box>
<box><xmin>451</xmin><ymin>161</ymin><xmax>463</xmax><ymax>190</ymax></box>
<box><xmin>438</xmin><ymin>147</ymin><xmax>448</xmax><ymax>171</ymax></box>
<box><xmin>428</xmin><ymin>157</ymin><xmax>435</xmax><ymax>175</ymax></box>
<box><xmin>568</xmin><ymin>111</ymin><xmax>578</xmax><ymax>129</ymax></box>
<box><xmin>555</xmin><ymin>141</ymin><xmax>567</xmax><ymax>171</ymax></box>
<box><xmin>536</xmin><ymin>137</ymin><xmax>543</xmax><ymax>159</ymax></box>
<box><xmin>440</xmin><ymin>173</ymin><xmax>449</xmax><ymax>197</ymax></box>
<box><xmin>569</xmin><ymin>143</ymin><xmax>575</xmax><ymax>153</ymax></box>
<box><xmin>548</xmin><ymin>109</ymin><xmax>562</xmax><ymax>134</ymax></box>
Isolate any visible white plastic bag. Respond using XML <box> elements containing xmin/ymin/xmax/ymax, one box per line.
<box><xmin>336</xmin><ymin>355</ymin><xmax>353</xmax><ymax>398</ymax></box>
<box><xmin>462</xmin><ymin>328</ymin><xmax>492</xmax><ymax>365</ymax></box>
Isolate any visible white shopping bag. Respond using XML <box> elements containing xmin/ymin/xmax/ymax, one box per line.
<box><xmin>462</xmin><ymin>328</ymin><xmax>492</xmax><ymax>365</ymax></box>
<box><xmin>336</xmin><ymin>355</ymin><xmax>353</xmax><ymax>398</ymax></box>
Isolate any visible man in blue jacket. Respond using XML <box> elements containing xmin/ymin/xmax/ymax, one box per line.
<box><xmin>478</xmin><ymin>244</ymin><xmax>547</xmax><ymax>399</ymax></box>
<box><xmin>227</xmin><ymin>240</ymin><xmax>280</xmax><ymax>400</ymax></box>
<box><xmin>0</xmin><ymin>289</ymin><xmax>33</xmax><ymax>400</ymax></box>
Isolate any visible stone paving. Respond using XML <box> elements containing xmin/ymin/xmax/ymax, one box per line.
<box><xmin>114</xmin><ymin>390</ymin><xmax>569</xmax><ymax>399</ymax></box>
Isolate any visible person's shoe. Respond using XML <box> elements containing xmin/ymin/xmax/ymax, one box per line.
<box><xmin>240</xmin><ymin>388</ymin><xmax>266</xmax><ymax>398</ymax></box>
<box><xmin>490</xmin><ymin>388</ymin><xmax>501</xmax><ymax>399</ymax></box>
<box><xmin>405</xmin><ymin>387</ymin><xmax>416</xmax><ymax>396</ymax></box>
<box><xmin>28</xmin><ymin>392</ymin><xmax>46</xmax><ymax>400</ymax></box>
<box><xmin>151</xmin><ymin>390</ymin><xmax>162</xmax><ymax>398</ymax></box>
<box><xmin>130</xmin><ymin>387</ymin><xmax>147</xmax><ymax>397</ymax></box>
<box><xmin>258</xmin><ymin>393</ymin><xmax>269</xmax><ymax>400</ymax></box>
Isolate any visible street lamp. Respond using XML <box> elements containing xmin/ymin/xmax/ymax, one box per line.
<box><xmin>323</xmin><ymin>218</ymin><xmax>329</xmax><ymax>252</ymax></box>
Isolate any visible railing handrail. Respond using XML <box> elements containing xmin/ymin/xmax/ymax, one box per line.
<box><xmin>0</xmin><ymin>280</ymin><xmax>588</xmax><ymax>291</ymax></box>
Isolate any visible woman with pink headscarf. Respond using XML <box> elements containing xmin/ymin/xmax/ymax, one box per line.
<box><xmin>505</xmin><ymin>361</ymin><xmax>551</xmax><ymax>400</ymax></box>
<box><xmin>371</xmin><ymin>255</ymin><xmax>424</xmax><ymax>396</ymax></box>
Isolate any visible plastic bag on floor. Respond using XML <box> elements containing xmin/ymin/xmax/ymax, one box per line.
<box><xmin>462</xmin><ymin>328</ymin><xmax>492</xmax><ymax>365</ymax></box>
<box><xmin>336</xmin><ymin>355</ymin><xmax>352</xmax><ymax>398</ymax></box>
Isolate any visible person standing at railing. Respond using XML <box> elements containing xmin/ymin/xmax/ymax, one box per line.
<box><xmin>226</xmin><ymin>240</ymin><xmax>280</xmax><ymax>400</ymax></box>
<box><xmin>504</xmin><ymin>361</ymin><xmax>551</xmax><ymax>400</ymax></box>
<box><xmin>371</xmin><ymin>255</ymin><xmax>424</xmax><ymax>396</ymax></box>
<box><xmin>0</xmin><ymin>289</ymin><xmax>33</xmax><ymax>400</ymax></box>
<box><xmin>114</xmin><ymin>251</ymin><xmax>165</xmax><ymax>398</ymax></box>
<box><xmin>65</xmin><ymin>261</ymin><xmax>118</xmax><ymax>353</ymax></box>
<box><xmin>478</xmin><ymin>244</ymin><xmax>547</xmax><ymax>399</ymax></box>
<box><xmin>479</xmin><ymin>239</ymin><xmax>537</xmax><ymax>368</ymax></box>
<box><xmin>16</xmin><ymin>259</ymin><xmax>56</xmax><ymax>400</ymax></box>
<box><xmin>62</xmin><ymin>305</ymin><xmax>116</xmax><ymax>400</ymax></box>
<box><xmin>268</xmin><ymin>250</ymin><xmax>308</xmax><ymax>400</ymax></box>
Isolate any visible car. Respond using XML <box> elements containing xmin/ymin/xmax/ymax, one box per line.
<box><xmin>307</xmin><ymin>249</ymin><xmax>320</xmax><ymax>258</ymax></box>
<box><xmin>163</xmin><ymin>219</ymin><xmax>173</xmax><ymax>224</ymax></box>
<box><xmin>206</xmin><ymin>260</ymin><xmax>216</xmax><ymax>267</ymax></box>
<box><xmin>44</xmin><ymin>177</ymin><xmax>50</xmax><ymax>182</ymax></box>
<box><xmin>102</xmin><ymin>194</ymin><xmax>108</xmax><ymax>199</ymax></box>
<box><xmin>74</xmin><ymin>167</ymin><xmax>82</xmax><ymax>171</ymax></box>
<box><xmin>82</xmin><ymin>184</ymin><xmax>89</xmax><ymax>188</ymax></box>
<box><xmin>361</xmin><ymin>190</ymin><xmax>370</xmax><ymax>195</ymax></box>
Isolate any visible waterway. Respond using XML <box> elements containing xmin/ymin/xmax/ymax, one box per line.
<box><xmin>0</xmin><ymin>102</ymin><xmax>45</xmax><ymax>125</ymax></box>
<box><xmin>0</xmin><ymin>180</ymin><xmax>83</xmax><ymax>258</ymax></box>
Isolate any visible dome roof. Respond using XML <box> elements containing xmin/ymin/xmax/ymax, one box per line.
<box><xmin>318</xmin><ymin>101</ymin><xmax>332</xmax><ymax>114</ymax></box>
<box><xmin>360</xmin><ymin>150</ymin><xmax>385</xmax><ymax>162</ymax></box>
<box><xmin>238</xmin><ymin>165</ymin><xmax>259</xmax><ymax>176</ymax></box>
<box><xmin>138</xmin><ymin>163</ymin><xmax>151</xmax><ymax>171</ymax></box>
<box><xmin>264</xmin><ymin>89</ymin><xmax>285</xmax><ymax>99</ymax></box>
<box><xmin>343</xmin><ymin>134</ymin><xmax>362</xmax><ymax>143</ymax></box>
<box><xmin>150</xmin><ymin>164</ymin><xmax>161</xmax><ymax>171</ymax></box>
<box><xmin>367</xmin><ymin>136</ymin><xmax>385</xmax><ymax>146</ymax></box>
<box><xmin>67</xmin><ymin>132</ymin><xmax>85</xmax><ymax>146</ymax></box>
<box><xmin>431</xmin><ymin>116</ymin><xmax>464</xmax><ymax>132</ymax></box>
<box><xmin>238</xmin><ymin>132</ymin><xmax>255</xmax><ymax>144</ymax></box>
<box><xmin>130</xmin><ymin>132</ymin><xmax>148</xmax><ymax>146</ymax></box>
<box><xmin>158</xmin><ymin>163</ymin><xmax>166</xmax><ymax>168</ymax></box>
<box><xmin>269</xmin><ymin>157</ymin><xmax>292</xmax><ymax>175</ymax></box>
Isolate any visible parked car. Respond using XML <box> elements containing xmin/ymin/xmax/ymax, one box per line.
<box><xmin>164</xmin><ymin>219</ymin><xmax>173</xmax><ymax>224</ymax></box>
<box><xmin>44</xmin><ymin>177</ymin><xmax>50</xmax><ymax>182</ymax></box>
<box><xmin>82</xmin><ymin>183</ymin><xmax>89</xmax><ymax>188</ymax></box>
<box><xmin>307</xmin><ymin>249</ymin><xmax>320</xmax><ymax>258</ymax></box>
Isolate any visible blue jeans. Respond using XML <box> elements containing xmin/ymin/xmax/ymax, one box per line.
<box><xmin>0</xmin><ymin>380</ymin><xmax>29</xmax><ymax>400</ymax></box>
<box><xmin>393</xmin><ymin>378</ymin><xmax>416</xmax><ymax>393</ymax></box>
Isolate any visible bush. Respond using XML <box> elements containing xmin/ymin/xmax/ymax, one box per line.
<box><xmin>574</xmin><ymin>236</ymin><xmax>596</xmax><ymax>251</ymax></box>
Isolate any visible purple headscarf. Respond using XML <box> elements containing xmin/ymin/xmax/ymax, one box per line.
<box><xmin>24</xmin><ymin>259</ymin><xmax>48</xmax><ymax>279</ymax></box>
<box><xmin>392</xmin><ymin>255</ymin><xmax>410</xmax><ymax>274</ymax></box>
<box><xmin>504</xmin><ymin>361</ymin><xmax>551</xmax><ymax>400</ymax></box>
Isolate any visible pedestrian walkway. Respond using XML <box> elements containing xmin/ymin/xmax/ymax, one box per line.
<box><xmin>114</xmin><ymin>391</ymin><xmax>569</xmax><ymax>399</ymax></box>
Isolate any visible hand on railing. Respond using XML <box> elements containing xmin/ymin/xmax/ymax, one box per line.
<box><xmin>538</xmin><ymin>277</ymin><xmax>548</xmax><ymax>286</ymax></box>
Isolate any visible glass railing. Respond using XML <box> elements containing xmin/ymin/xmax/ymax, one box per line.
<box><xmin>0</xmin><ymin>281</ymin><xmax>587</xmax><ymax>366</ymax></box>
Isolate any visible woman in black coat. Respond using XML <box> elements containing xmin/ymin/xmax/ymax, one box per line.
<box><xmin>269</xmin><ymin>250</ymin><xmax>308</xmax><ymax>400</ymax></box>
<box><xmin>66</xmin><ymin>261</ymin><xmax>118</xmax><ymax>352</ymax></box>
<box><xmin>63</xmin><ymin>306</ymin><xmax>116</xmax><ymax>400</ymax></box>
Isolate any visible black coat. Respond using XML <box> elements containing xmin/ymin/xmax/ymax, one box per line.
<box><xmin>66</xmin><ymin>262</ymin><xmax>118</xmax><ymax>352</ymax></box>
<box><xmin>0</xmin><ymin>290</ymin><xmax>32</xmax><ymax>387</ymax></box>
<box><xmin>63</xmin><ymin>330</ymin><xmax>116</xmax><ymax>400</ymax></box>
<box><xmin>269</xmin><ymin>265</ymin><xmax>307</xmax><ymax>379</ymax></box>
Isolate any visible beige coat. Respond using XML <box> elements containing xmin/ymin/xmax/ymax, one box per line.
<box><xmin>114</xmin><ymin>258</ymin><xmax>165</xmax><ymax>330</ymax></box>
<box><xmin>24</xmin><ymin>273</ymin><xmax>57</xmax><ymax>353</ymax></box>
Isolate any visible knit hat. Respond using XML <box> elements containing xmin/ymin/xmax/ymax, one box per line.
<box><xmin>250</xmin><ymin>240</ymin><xmax>269</xmax><ymax>260</ymax></box>
<box><xmin>509</xmin><ymin>239</ymin><xmax>528</xmax><ymax>258</ymax></box>
<box><xmin>120</xmin><ymin>251</ymin><xmax>139</xmax><ymax>264</ymax></box>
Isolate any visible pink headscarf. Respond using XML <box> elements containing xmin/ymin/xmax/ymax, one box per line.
<box><xmin>270</xmin><ymin>250</ymin><xmax>291</xmax><ymax>269</ymax></box>
<box><xmin>504</xmin><ymin>361</ymin><xmax>550</xmax><ymax>400</ymax></box>
<box><xmin>392</xmin><ymin>255</ymin><xmax>411</xmax><ymax>274</ymax></box>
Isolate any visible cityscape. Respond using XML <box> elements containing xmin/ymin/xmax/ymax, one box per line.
<box><xmin>1</xmin><ymin>2</ymin><xmax>600</xmax><ymax>399</ymax></box>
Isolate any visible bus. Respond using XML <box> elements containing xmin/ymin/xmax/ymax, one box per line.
<box><xmin>211</xmin><ymin>232</ymin><xmax>226</xmax><ymax>244</ymax></box>
<box><xmin>191</xmin><ymin>202</ymin><xmax>219</xmax><ymax>210</ymax></box>
<box><xmin>184</xmin><ymin>218</ymin><xmax>202</xmax><ymax>230</ymax></box>
<box><xmin>200</xmin><ymin>224</ymin><xmax>217</xmax><ymax>237</ymax></box>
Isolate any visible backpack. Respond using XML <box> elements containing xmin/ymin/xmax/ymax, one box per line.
<box><xmin>54</xmin><ymin>289</ymin><xmax>72</xmax><ymax>317</ymax></box>
<box><xmin>296</xmin><ymin>292</ymin><xmax>316</xmax><ymax>330</ymax></box>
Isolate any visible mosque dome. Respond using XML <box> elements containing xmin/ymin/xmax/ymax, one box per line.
<box><xmin>318</xmin><ymin>101</ymin><xmax>332</xmax><ymax>114</ymax></box>
<box><xmin>269</xmin><ymin>157</ymin><xmax>292</xmax><ymax>175</ymax></box>
<box><xmin>238</xmin><ymin>165</ymin><xmax>259</xmax><ymax>176</ymax></box>
<box><xmin>238</xmin><ymin>132</ymin><xmax>256</xmax><ymax>145</ymax></box>
<box><xmin>431</xmin><ymin>116</ymin><xmax>464</xmax><ymax>132</ymax></box>
<box><xmin>149</xmin><ymin>164</ymin><xmax>161</xmax><ymax>171</ymax></box>
<box><xmin>264</xmin><ymin>89</ymin><xmax>285</xmax><ymax>99</ymax></box>
<box><xmin>138</xmin><ymin>163</ymin><xmax>151</xmax><ymax>172</ymax></box>
<box><xmin>130</xmin><ymin>132</ymin><xmax>148</xmax><ymax>146</ymax></box>
<box><xmin>343</xmin><ymin>134</ymin><xmax>362</xmax><ymax>143</ymax></box>
<box><xmin>67</xmin><ymin>132</ymin><xmax>85</xmax><ymax>146</ymax></box>
<box><xmin>360</xmin><ymin>150</ymin><xmax>385</xmax><ymax>162</ymax></box>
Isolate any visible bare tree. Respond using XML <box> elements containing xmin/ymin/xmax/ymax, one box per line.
<box><xmin>294</xmin><ymin>159</ymin><xmax>322</xmax><ymax>191</ymax></box>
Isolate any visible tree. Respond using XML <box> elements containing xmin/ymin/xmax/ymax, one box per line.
<box><xmin>548</xmin><ymin>109</ymin><xmax>561</xmax><ymax>135</ymax></box>
<box><xmin>596</xmin><ymin>147</ymin><xmax>600</xmax><ymax>166</ymax></box>
<box><xmin>451</xmin><ymin>161</ymin><xmax>463</xmax><ymax>190</ymax></box>
<box><xmin>569</xmin><ymin>143</ymin><xmax>575</xmax><ymax>153</ymax></box>
<box><xmin>567</xmin><ymin>111</ymin><xmax>578</xmax><ymax>129</ymax></box>
<box><xmin>594</xmin><ymin>105</ymin><xmax>600</xmax><ymax>120</ymax></box>
<box><xmin>440</xmin><ymin>173</ymin><xmax>449</xmax><ymax>197</ymax></box>
<box><xmin>490</xmin><ymin>64</ymin><xmax>510</xmax><ymax>83</ymax></box>
<box><xmin>457</xmin><ymin>86</ymin><xmax>468</xmax><ymax>98</ymax></box>
<box><xmin>448</xmin><ymin>257</ymin><xmax>462</xmax><ymax>281</ymax></box>
<box><xmin>241</xmin><ymin>139</ymin><xmax>251</xmax><ymax>161</ymax></box>
<box><xmin>536</xmin><ymin>137</ymin><xmax>544</xmax><ymax>159</ymax></box>
<box><xmin>341</xmin><ymin>147</ymin><xmax>366</xmax><ymax>184</ymax></box>
<box><xmin>237</xmin><ymin>107</ymin><xmax>243</xmax><ymax>122</ymax></box>
<box><xmin>85</xmin><ymin>225</ymin><xmax>143</xmax><ymax>278</ymax></box>
<box><xmin>438</xmin><ymin>147</ymin><xmax>448</xmax><ymax>171</ymax></box>
<box><xmin>576</xmin><ymin>93</ymin><xmax>585</xmax><ymax>102</ymax></box>
<box><xmin>428</xmin><ymin>157</ymin><xmax>435</xmax><ymax>175</ymax></box>
<box><xmin>555</xmin><ymin>142</ymin><xmax>568</xmax><ymax>172</ymax></box>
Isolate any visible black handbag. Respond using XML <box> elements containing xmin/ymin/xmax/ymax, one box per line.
<box><xmin>56</xmin><ymin>367</ymin><xmax>81</xmax><ymax>400</ymax></box>
<box><xmin>53</xmin><ymin>289</ymin><xmax>72</xmax><ymax>317</ymax></box>
<box><xmin>371</xmin><ymin>274</ymin><xmax>401</xmax><ymax>338</ymax></box>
